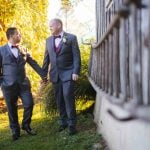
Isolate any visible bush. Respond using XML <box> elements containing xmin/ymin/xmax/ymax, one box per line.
<box><xmin>38</xmin><ymin>83</ymin><xmax>57</xmax><ymax>115</ymax></box>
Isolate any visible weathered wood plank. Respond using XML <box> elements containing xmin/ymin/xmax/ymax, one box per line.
<box><xmin>141</xmin><ymin>0</ymin><xmax>150</xmax><ymax>104</ymax></box>
<box><xmin>130</xmin><ymin>4</ymin><xmax>142</xmax><ymax>104</ymax></box>
<box><xmin>105</xmin><ymin>39</ymin><xmax>109</xmax><ymax>93</ymax></box>
<box><xmin>113</xmin><ymin>27</ymin><xmax>120</xmax><ymax>97</ymax></box>
<box><xmin>119</xmin><ymin>18</ymin><xmax>127</xmax><ymax>100</ymax></box>
<box><xmin>108</xmin><ymin>34</ymin><xmax>113</xmax><ymax>95</ymax></box>
<box><xmin>101</xmin><ymin>43</ymin><xmax>105</xmax><ymax>90</ymax></box>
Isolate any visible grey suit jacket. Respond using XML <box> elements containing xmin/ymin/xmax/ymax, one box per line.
<box><xmin>42</xmin><ymin>32</ymin><xmax>81</xmax><ymax>83</ymax></box>
<box><xmin>0</xmin><ymin>44</ymin><xmax>43</xmax><ymax>87</ymax></box>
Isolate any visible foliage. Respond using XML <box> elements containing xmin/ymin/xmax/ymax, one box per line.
<box><xmin>38</xmin><ymin>83</ymin><xmax>57</xmax><ymax>115</ymax></box>
<box><xmin>61</xmin><ymin>0</ymin><xmax>72</xmax><ymax>10</ymax></box>
<box><xmin>60</xmin><ymin>0</ymin><xmax>83</xmax><ymax>9</ymax></box>
<box><xmin>0</xmin><ymin>0</ymin><xmax>49</xmax><ymax>95</ymax></box>
<box><xmin>74</xmin><ymin>44</ymin><xmax>96</xmax><ymax>101</ymax></box>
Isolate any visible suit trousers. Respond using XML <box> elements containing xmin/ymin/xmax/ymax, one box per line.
<box><xmin>1</xmin><ymin>83</ymin><xmax>34</xmax><ymax>133</ymax></box>
<box><xmin>53</xmin><ymin>79</ymin><xmax>76</xmax><ymax>127</ymax></box>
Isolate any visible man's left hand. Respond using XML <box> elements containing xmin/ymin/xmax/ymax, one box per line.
<box><xmin>72</xmin><ymin>74</ymin><xmax>79</xmax><ymax>81</ymax></box>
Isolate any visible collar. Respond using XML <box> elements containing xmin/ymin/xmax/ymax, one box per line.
<box><xmin>53</xmin><ymin>31</ymin><xmax>64</xmax><ymax>38</ymax></box>
<box><xmin>8</xmin><ymin>42</ymin><xmax>19</xmax><ymax>48</ymax></box>
<box><xmin>8</xmin><ymin>42</ymin><xmax>12</xmax><ymax>48</ymax></box>
<box><xmin>60</xmin><ymin>31</ymin><xmax>64</xmax><ymax>38</ymax></box>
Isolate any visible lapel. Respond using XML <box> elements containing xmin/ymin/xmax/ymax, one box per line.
<box><xmin>5</xmin><ymin>44</ymin><xmax>25</xmax><ymax>63</ymax></box>
<box><xmin>48</xmin><ymin>37</ymin><xmax>56</xmax><ymax>57</ymax></box>
<box><xmin>48</xmin><ymin>32</ymin><xmax>67</xmax><ymax>55</ymax></box>
<box><xmin>17</xmin><ymin>50</ymin><xmax>24</xmax><ymax>63</ymax></box>
<box><xmin>5</xmin><ymin>44</ymin><xmax>18</xmax><ymax>63</ymax></box>
<box><xmin>57</xmin><ymin>32</ymin><xmax>67</xmax><ymax>55</ymax></box>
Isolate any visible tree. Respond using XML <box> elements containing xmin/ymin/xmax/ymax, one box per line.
<box><xmin>0</xmin><ymin>0</ymin><xmax>49</xmax><ymax>94</ymax></box>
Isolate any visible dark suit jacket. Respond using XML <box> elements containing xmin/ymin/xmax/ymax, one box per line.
<box><xmin>0</xmin><ymin>44</ymin><xmax>43</xmax><ymax>87</ymax></box>
<box><xmin>42</xmin><ymin>32</ymin><xmax>81</xmax><ymax>83</ymax></box>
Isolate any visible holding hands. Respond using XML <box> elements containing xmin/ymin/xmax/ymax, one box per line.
<box><xmin>41</xmin><ymin>76</ymin><xmax>48</xmax><ymax>84</ymax></box>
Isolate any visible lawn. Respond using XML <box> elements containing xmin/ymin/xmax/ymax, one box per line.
<box><xmin>0</xmin><ymin>103</ymin><xmax>105</xmax><ymax>150</ymax></box>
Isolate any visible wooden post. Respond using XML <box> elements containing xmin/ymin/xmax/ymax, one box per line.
<box><xmin>108</xmin><ymin>34</ymin><xmax>113</xmax><ymax>95</ymax></box>
<box><xmin>130</xmin><ymin>4</ymin><xmax>143</xmax><ymax>104</ymax></box>
<box><xmin>119</xmin><ymin>18</ymin><xmax>127</xmax><ymax>101</ymax></box>
<box><xmin>105</xmin><ymin>39</ymin><xmax>109</xmax><ymax>93</ymax></box>
<box><xmin>141</xmin><ymin>0</ymin><xmax>150</xmax><ymax>104</ymax></box>
<box><xmin>113</xmin><ymin>27</ymin><xmax>120</xmax><ymax>97</ymax></box>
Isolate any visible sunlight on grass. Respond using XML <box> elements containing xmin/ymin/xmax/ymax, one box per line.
<box><xmin>0</xmin><ymin>104</ymin><xmax>45</xmax><ymax>131</ymax></box>
<box><xmin>0</xmin><ymin>100</ymin><xmax>94</xmax><ymax>130</ymax></box>
<box><xmin>32</xmin><ymin>104</ymin><xmax>44</xmax><ymax>120</ymax></box>
<box><xmin>76</xmin><ymin>100</ymin><xmax>94</xmax><ymax>112</ymax></box>
<box><xmin>0</xmin><ymin>103</ymin><xmax>104</xmax><ymax>150</ymax></box>
<box><xmin>0</xmin><ymin>112</ymin><xmax>8</xmax><ymax>130</ymax></box>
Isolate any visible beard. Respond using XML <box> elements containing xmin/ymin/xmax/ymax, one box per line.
<box><xmin>15</xmin><ymin>38</ymin><xmax>21</xmax><ymax>44</ymax></box>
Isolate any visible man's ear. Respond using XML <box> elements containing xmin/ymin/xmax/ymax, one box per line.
<box><xmin>58</xmin><ymin>23</ymin><xmax>61</xmax><ymax>29</ymax></box>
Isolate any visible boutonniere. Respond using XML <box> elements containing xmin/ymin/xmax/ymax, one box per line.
<box><xmin>19</xmin><ymin>45</ymin><xmax>31</xmax><ymax>60</ymax></box>
<box><xmin>62</xmin><ymin>35</ymin><xmax>67</xmax><ymax>44</ymax></box>
<box><xmin>19</xmin><ymin>45</ymin><xmax>28</xmax><ymax>56</ymax></box>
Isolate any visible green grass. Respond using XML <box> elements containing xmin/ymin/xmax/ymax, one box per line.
<box><xmin>0</xmin><ymin>104</ymin><xmax>105</xmax><ymax>150</ymax></box>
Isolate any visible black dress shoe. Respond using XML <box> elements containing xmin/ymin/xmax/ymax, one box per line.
<box><xmin>12</xmin><ymin>130</ymin><xmax>20</xmax><ymax>141</ymax></box>
<box><xmin>12</xmin><ymin>133</ymin><xmax>20</xmax><ymax>141</ymax></box>
<box><xmin>68</xmin><ymin>126</ymin><xmax>77</xmax><ymax>135</ymax></box>
<box><xmin>58</xmin><ymin>125</ymin><xmax>67</xmax><ymax>132</ymax></box>
<box><xmin>22</xmin><ymin>127</ymin><xmax>37</xmax><ymax>135</ymax></box>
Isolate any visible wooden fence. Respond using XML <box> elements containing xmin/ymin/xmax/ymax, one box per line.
<box><xmin>88</xmin><ymin>0</ymin><xmax>150</xmax><ymax>121</ymax></box>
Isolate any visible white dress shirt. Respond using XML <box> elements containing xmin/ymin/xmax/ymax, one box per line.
<box><xmin>8</xmin><ymin>42</ymin><xmax>19</xmax><ymax>58</ymax></box>
<box><xmin>54</xmin><ymin>32</ymin><xmax>64</xmax><ymax>48</ymax></box>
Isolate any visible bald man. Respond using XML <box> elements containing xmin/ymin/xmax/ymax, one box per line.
<box><xmin>42</xmin><ymin>18</ymin><xmax>81</xmax><ymax>135</ymax></box>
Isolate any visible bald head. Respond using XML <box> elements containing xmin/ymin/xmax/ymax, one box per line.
<box><xmin>49</xmin><ymin>18</ymin><xmax>63</xmax><ymax>36</ymax></box>
<box><xmin>50</xmin><ymin>18</ymin><xmax>63</xmax><ymax>27</ymax></box>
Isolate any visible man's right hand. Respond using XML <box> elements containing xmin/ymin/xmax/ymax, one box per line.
<box><xmin>41</xmin><ymin>77</ymin><xmax>48</xmax><ymax>84</ymax></box>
